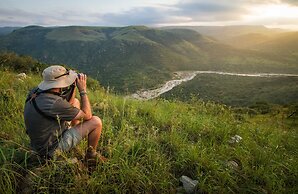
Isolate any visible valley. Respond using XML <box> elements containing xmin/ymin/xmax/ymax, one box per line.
<box><xmin>0</xmin><ymin>25</ymin><xmax>297</xmax><ymax>107</ymax></box>
<box><xmin>162</xmin><ymin>72</ymin><xmax>298</xmax><ymax>106</ymax></box>
<box><xmin>131</xmin><ymin>71</ymin><xmax>298</xmax><ymax>101</ymax></box>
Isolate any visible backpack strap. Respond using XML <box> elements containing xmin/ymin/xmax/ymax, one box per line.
<box><xmin>31</xmin><ymin>98</ymin><xmax>57</xmax><ymax>120</ymax></box>
<box><xmin>25</xmin><ymin>88</ymin><xmax>39</xmax><ymax>103</ymax></box>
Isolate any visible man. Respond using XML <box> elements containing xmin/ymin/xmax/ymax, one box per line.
<box><xmin>24</xmin><ymin>65</ymin><xmax>105</xmax><ymax>163</ymax></box>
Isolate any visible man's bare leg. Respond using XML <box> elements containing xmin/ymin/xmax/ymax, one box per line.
<box><xmin>73</xmin><ymin>116</ymin><xmax>102</xmax><ymax>149</ymax></box>
<box><xmin>71</xmin><ymin>97</ymin><xmax>102</xmax><ymax>151</ymax></box>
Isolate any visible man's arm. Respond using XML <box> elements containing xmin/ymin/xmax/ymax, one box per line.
<box><xmin>73</xmin><ymin>73</ymin><xmax>93</xmax><ymax>121</ymax></box>
<box><xmin>68</xmin><ymin>84</ymin><xmax>77</xmax><ymax>105</ymax></box>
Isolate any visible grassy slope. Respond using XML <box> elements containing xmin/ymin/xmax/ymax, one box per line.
<box><xmin>1</xmin><ymin>69</ymin><xmax>297</xmax><ymax>193</ymax></box>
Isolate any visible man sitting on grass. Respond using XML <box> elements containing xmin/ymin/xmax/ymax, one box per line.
<box><xmin>24</xmin><ymin>65</ymin><xmax>106</xmax><ymax>163</ymax></box>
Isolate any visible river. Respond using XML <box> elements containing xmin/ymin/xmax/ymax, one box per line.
<box><xmin>130</xmin><ymin>71</ymin><xmax>298</xmax><ymax>100</ymax></box>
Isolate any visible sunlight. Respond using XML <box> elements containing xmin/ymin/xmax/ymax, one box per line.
<box><xmin>246</xmin><ymin>4</ymin><xmax>298</xmax><ymax>19</ymax></box>
<box><xmin>241</xmin><ymin>3</ymin><xmax>298</xmax><ymax>30</ymax></box>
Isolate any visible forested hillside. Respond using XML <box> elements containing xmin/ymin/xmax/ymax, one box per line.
<box><xmin>1</xmin><ymin>25</ymin><xmax>296</xmax><ymax>93</ymax></box>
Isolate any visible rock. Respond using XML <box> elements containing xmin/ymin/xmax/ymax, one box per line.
<box><xmin>227</xmin><ymin>160</ymin><xmax>239</xmax><ymax>169</ymax></box>
<box><xmin>228</xmin><ymin>135</ymin><xmax>242</xmax><ymax>144</ymax></box>
<box><xmin>16</xmin><ymin>73</ymin><xmax>27</xmax><ymax>80</ymax></box>
<box><xmin>226</xmin><ymin>158</ymin><xmax>242</xmax><ymax>171</ymax></box>
<box><xmin>180</xmin><ymin>175</ymin><xmax>199</xmax><ymax>194</ymax></box>
<box><xmin>68</xmin><ymin>157</ymin><xmax>79</xmax><ymax>164</ymax></box>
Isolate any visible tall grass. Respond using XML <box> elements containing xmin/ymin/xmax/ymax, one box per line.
<box><xmin>0</xmin><ymin>70</ymin><xmax>297</xmax><ymax>193</ymax></box>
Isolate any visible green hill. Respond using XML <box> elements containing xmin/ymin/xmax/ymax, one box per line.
<box><xmin>1</xmin><ymin>54</ymin><xmax>297</xmax><ymax>193</ymax></box>
<box><xmin>218</xmin><ymin>33</ymin><xmax>273</xmax><ymax>48</ymax></box>
<box><xmin>161</xmin><ymin>26</ymin><xmax>297</xmax><ymax>54</ymax></box>
<box><xmin>0</xmin><ymin>25</ymin><xmax>296</xmax><ymax>93</ymax></box>
<box><xmin>253</xmin><ymin>32</ymin><xmax>298</xmax><ymax>62</ymax></box>
<box><xmin>0</xmin><ymin>26</ymin><xmax>201</xmax><ymax>92</ymax></box>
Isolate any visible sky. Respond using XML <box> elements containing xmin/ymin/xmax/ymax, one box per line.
<box><xmin>0</xmin><ymin>0</ymin><xmax>298</xmax><ymax>30</ymax></box>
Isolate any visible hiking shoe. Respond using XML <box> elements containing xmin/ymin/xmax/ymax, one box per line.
<box><xmin>84</xmin><ymin>146</ymin><xmax>107</xmax><ymax>165</ymax></box>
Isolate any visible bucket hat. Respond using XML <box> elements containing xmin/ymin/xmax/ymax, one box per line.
<box><xmin>38</xmin><ymin>65</ymin><xmax>77</xmax><ymax>90</ymax></box>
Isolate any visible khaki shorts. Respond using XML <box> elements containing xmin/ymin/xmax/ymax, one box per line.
<box><xmin>56</xmin><ymin>127</ymin><xmax>83</xmax><ymax>152</ymax></box>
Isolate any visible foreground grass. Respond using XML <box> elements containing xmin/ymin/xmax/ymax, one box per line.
<box><xmin>0</xmin><ymin>70</ymin><xmax>297</xmax><ymax>194</ymax></box>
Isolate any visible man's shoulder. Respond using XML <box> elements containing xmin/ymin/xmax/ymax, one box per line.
<box><xmin>38</xmin><ymin>93</ymin><xmax>65</xmax><ymax>108</ymax></box>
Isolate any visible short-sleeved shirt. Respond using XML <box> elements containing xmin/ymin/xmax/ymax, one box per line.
<box><xmin>24</xmin><ymin>88</ymin><xmax>80</xmax><ymax>156</ymax></box>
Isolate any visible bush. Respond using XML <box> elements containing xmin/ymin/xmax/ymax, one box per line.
<box><xmin>0</xmin><ymin>52</ymin><xmax>45</xmax><ymax>73</ymax></box>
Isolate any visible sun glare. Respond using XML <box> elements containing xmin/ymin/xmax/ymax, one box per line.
<box><xmin>246</xmin><ymin>4</ymin><xmax>298</xmax><ymax>19</ymax></box>
<box><xmin>242</xmin><ymin>3</ymin><xmax>298</xmax><ymax>29</ymax></box>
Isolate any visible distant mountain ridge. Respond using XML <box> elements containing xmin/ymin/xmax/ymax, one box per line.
<box><xmin>0</xmin><ymin>27</ymin><xmax>21</xmax><ymax>36</ymax></box>
<box><xmin>0</xmin><ymin>25</ymin><xmax>297</xmax><ymax>92</ymax></box>
<box><xmin>160</xmin><ymin>25</ymin><xmax>292</xmax><ymax>48</ymax></box>
<box><xmin>160</xmin><ymin>25</ymin><xmax>285</xmax><ymax>40</ymax></box>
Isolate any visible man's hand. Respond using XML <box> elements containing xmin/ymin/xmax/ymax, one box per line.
<box><xmin>76</xmin><ymin>73</ymin><xmax>87</xmax><ymax>92</ymax></box>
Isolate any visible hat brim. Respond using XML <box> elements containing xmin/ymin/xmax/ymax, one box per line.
<box><xmin>38</xmin><ymin>70</ymin><xmax>77</xmax><ymax>90</ymax></box>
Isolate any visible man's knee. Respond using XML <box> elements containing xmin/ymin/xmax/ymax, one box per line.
<box><xmin>91</xmin><ymin>116</ymin><xmax>102</xmax><ymax>128</ymax></box>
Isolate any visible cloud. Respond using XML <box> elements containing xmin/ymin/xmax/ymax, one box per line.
<box><xmin>0</xmin><ymin>0</ymin><xmax>297</xmax><ymax>28</ymax></box>
<box><xmin>0</xmin><ymin>8</ymin><xmax>99</xmax><ymax>26</ymax></box>
<box><xmin>99</xmin><ymin>0</ymin><xmax>251</xmax><ymax>26</ymax></box>
<box><xmin>100</xmin><ymin>6</ymin><xmax>175</xmax><ymax>26</ymax></box>
<box><xmin>175</xmin><ymin>0</ymin><xmax>249</xmax><ymax>21</ymax></box>
<box><xmin>100</xmin><ymin>0</ymin><xmax>292</xmax><ymax>26</ymax></box>
<box><xmin>281</xmin><ymin>0</ymin><xmax>298</xmax><ymax>6</ymax></box>
<box><xmin>245</xmin><ymin>0</ymin><xmax>298</xmax><ymax>6</ymax></box>
<box><xmin>0</xmin><ymin>9</ymin><xmax>45</xmax><ymax>26</ymax></box>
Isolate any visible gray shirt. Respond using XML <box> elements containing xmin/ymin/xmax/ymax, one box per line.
<box><xmin>24</xmin><ymin>88</ymin><xmax>79</xmax><ymax>156</ymax></box>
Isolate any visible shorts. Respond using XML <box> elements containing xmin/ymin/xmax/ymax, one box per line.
<box><xmin>56</xmin><ymin>127</ymin><xmax>83</xmax><ymax>152</ymax></box>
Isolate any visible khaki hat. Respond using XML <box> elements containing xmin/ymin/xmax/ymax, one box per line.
<box><xmin>38</xmin><ymin>65</ymin><xmax>77</xmax><ymax>90</ymax></box>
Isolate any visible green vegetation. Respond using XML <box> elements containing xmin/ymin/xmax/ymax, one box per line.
<box><xmin>0</xmin><ymin>52</ymin><xmax>46</xmax><ymax>73</ymax></box>
<box><xmin>1</xmin><ymin>53</ymin><xmax>297</xmax><ymax>193</ymax></box>
<box><xmin>161</xmin><ymin>74</ymin><xmax>298</xmax><ymax>107</ymax></box>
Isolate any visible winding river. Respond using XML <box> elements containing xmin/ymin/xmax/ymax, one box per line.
<box><xmin>130</xmin><ymin>71</ymin><xmax>298</xmax><ymax>100</ymax></box>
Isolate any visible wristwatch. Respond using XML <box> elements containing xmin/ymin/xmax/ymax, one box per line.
<box><xmin>79</xmin><ymin>91</ymin><xmax>87</xmax><ymax>96</ymax></box>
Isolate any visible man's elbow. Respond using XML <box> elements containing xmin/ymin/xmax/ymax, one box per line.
<box><xmin>74</xmin><ymin>110</ymin><xmax>92</xmax><ymax>121</ymax></box>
